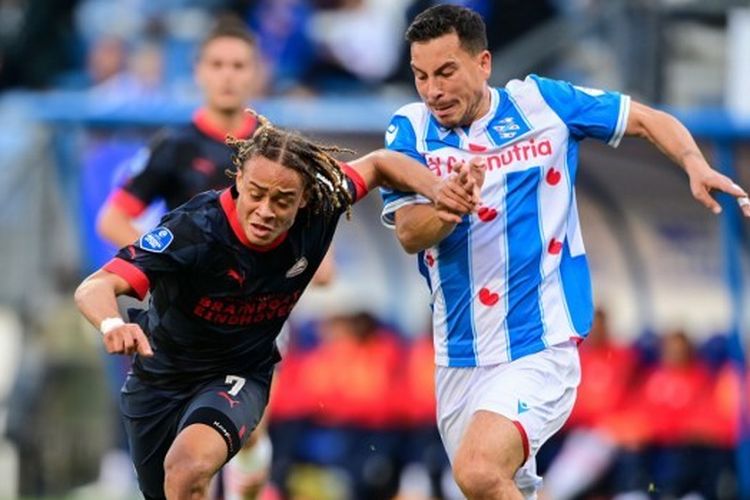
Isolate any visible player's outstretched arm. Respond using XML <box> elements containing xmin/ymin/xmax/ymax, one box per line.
<box><xmin>348</xmin><ymin>149</ymin><xmax>478</xmax><ymax>215</ymax></box>
<box><xmin>74</xmin><ymin>270</ymin><xmax>154</xmax><ymax>357</ymax></box>
<box><xmin>393</xmin><ymin>158</ymin><xmax>485</xmax><ymax>254</ymax></box>
<box><xmin>311</xmin><ymin>247</ymin><xmax>335</xmax><ymax>286</ymax></box>
<box><xmin>97</xmin><ymin>202</ymin><xmax>143</xmax><ymax>247</ymax></box>
<box><xmin>394</xmin><ymin>204</ymin><xmax>456</xmax><ymax>254</ymax></box>
<box><xmin>626</xmin><ymin>101</ymin><xmax>750</xmax><ymax>217</ymax></box>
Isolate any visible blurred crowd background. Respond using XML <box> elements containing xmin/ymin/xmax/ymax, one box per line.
<box><xmin>0</xmin><ymin>0</ymin><xmax>749</xmax><ymax>499</ymax></box>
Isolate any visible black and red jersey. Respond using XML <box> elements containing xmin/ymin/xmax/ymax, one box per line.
<box><xmin>104</xmin><ymin>167</ymin><xmax>367</xmax><ymax>389</ymax></box>
<box><xmin>108</xmin><ymin>109</ymin><xmax>257</xmax><ymax>216</ymax></box>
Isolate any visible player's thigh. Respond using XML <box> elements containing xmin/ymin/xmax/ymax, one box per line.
<box><xmin>165</xmin><ymin>422</ymin><xmax>228</xmax><ymax>479</ymax></box>
<box><xmin>454</xmin><ymin>410</ymin><xmax>525</xmax><ymax>478</ymax></box>
<box><xmin>176</xmin><ymin>370</ymin><xmax>272</xmax><ymax>462</ymax></box>
<box><xmin>120</xmin><ymin>375</ymin><xmax>185</xmax><ymax>499</ymax></box>
<box><xmin>437</xmin><ymin>341</ymin><xmax>580</xmax><ymax>462</ymax></box>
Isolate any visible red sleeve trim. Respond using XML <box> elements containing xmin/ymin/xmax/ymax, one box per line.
<box><xmin>340</xmin><ymin>163</ymin><xmax>368</xmax><ymax>202</ymax></box>
<box><xmin>103</xmin><ymin>257</ymin><xmax>150</xmax><ymax>300</ymax></box>
<box><xmin>512</xmin><ymin>420</ymin><xmax>530</xmax><ymax>463</ymax></box>
<box><xmin>109</xmin><ymin>188</ymin><xmax>147</xmax><ymax>218</ymax></box>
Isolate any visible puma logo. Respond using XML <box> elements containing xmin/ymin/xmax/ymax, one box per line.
<box><xmin>217</xmin><ymin>391</ymin><xmax>241</xmax><ymax>408</ymax></box>
<box><xmin>227</xmin><ymin>268</ymin><xmax>245</xmax><ymax>287</ymax></box>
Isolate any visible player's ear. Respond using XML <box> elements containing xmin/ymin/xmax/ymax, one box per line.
<box><xmin>479</xmin><ymin>50</ymin><xmax>491</xmax><ymax>77</ymax></box>
<box><xmin>299</xmin><ymin>190</ymin><xmax>309</xmax><ymax>208</ymax></box>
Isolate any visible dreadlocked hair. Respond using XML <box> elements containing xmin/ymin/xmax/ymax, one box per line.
<box><xmin>226</xmin><ymin>110</ymin><xmax>355</xmax><ymax>219</ymax></box>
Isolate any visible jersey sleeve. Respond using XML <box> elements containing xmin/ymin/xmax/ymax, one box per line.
<box><xmin>531</xmin><ymin>75</ymin><xmax>630</xmax><ymax>147</ymax></box>
<box><xmin>379</xmin><ymin>113</ymin><xmax>431</xmax><ymax>228</ymax></box>
<box><xmin>108</xmin><ymin>131</ymin><xmax>181</xmax><ymax>217</ymax></box>
<box><xmin>340</xmin><ymin>163</ymin><xmax>368</xmax><ymax>203</ymax></box>
<box><xmin>102</xmin><ymin>212</ymin><xmax>206</xmax><ymax>300</ymax></box>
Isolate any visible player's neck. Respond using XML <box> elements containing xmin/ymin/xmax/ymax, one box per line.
<box><xmin>202</xmin><ymin>107</ymin><xmax>247</xmax><ymax>136</ymax></box>
<box><xmin>470</xmin><ymin>86</ymin><xmax>492</xmax><ymax>124</ymax></box>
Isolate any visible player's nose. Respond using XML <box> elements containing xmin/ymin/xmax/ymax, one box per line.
<box><xmin>426</xmin><ymin>78</ymin><xmax>444</xmax><ymax>102</ymax></box>
<box><xmin>256</xmin><ymin>200</ymin><xmax>275</xmax><ymax>219</ymax></box>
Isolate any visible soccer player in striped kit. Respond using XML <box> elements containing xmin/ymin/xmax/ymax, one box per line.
<box><xmin>381</xmin><ymin>5</ymin><xmax>750</xmax><ymax>498</ymax></box>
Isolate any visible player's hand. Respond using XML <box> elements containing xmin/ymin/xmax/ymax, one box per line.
<box><xmin>686</xmin><ymin>164</ymin><xmax>749</xmax><ymax>217</ymax></box>
<box><xmin>456</xmin><ymin>156</ymin><xmax>486</xmax><ymax>203</ymax></box>
<box><xmin>433</xmin><ymin>172</ymin><xmax>478</xmax><ymax>223</ymax></box>
<box><xmin>102</xmin><ymin>323</ymin><xmax>154</xmax><ymax>357</ymax></box>
<box><xmin>433</xmin><ymin>158</ymin><xmax>486</xmax><ymax>223</ymax></box>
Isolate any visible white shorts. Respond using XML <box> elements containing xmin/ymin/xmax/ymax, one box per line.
<box><xmin>435</xmin><ymin>340</ymin><xmax>581</xmax><ymax>497</ymax></box>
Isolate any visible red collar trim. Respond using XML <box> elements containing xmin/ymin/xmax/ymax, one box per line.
<box><xmin>219</xmin><ymin>188</ymin><xmax>288</xmax><ymax>252</ymax></box>
<box><xmin>193</xmin><ymin>109</ymin><xmax>257</xmax><ymax>143</ymax></box>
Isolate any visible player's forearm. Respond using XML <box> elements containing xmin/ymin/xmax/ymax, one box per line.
<box><xmin>74</xmin><ymin>271</ymin><xmax>126</xmax><ymax>330</ymax></box>
<box><xmin>395</xmin><ymin>204</ymin><xmax>456</xmax><ymax>254</ymax></box>
<box><xmin>627</xmin><ymin>101</ymin><xmax>711</xmax><ymax>175</ymax></box>
<box><xmin>367</xmin><ymin>150</ymin><xmax>439</xmax><ymax>202</ymax></box>
<box><xmin>311</xmin><ymin>248</ymin><xmax>335</xmax><ymax>286</ymax></box>
<box><xmin>97</xmin><ymin>204</ymin><xmax>142</xmax><ymax>247</ymax></box>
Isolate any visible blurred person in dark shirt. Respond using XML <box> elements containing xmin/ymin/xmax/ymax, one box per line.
<box><xmin>97</xmin><ymin>18</ymin><xmax>263</xmax><ymax>246</ymax></box>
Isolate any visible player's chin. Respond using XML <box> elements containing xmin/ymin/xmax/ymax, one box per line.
<box><xmin>433</xmin><ymin>112</ymin><xmax>460</xmax><ymax>129</ymax></box>
<box><xmin>214</xmin><ymin>98</ymin><xmax>244</xmax><ymax>113</ymax></box>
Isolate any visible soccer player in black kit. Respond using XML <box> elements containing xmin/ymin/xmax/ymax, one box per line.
<box><xmin>94</xmin><ymin>19</ymin><xmax>307</xmax><ymax>497</ymax></box>
<box><xmin>97</xmin><ymin>19</ymin><xmax>261</xmax><ymax>246</ymax></box>
<box><xmin>75</xmin><ymin>113</ymin><xmax>480</xmax><ymax>500</ymax></box>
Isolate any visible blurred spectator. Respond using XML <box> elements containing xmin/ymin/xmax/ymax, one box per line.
<box><xmin>302</xmin><ymin>0</ymin><xmax>406</xmax><ymax>93</ymax></box>
<box><xmin>240</xmin><ymin>0</ymin><xmax>317</xmax><ymax>94</ymax></box>
<box><xmin>77</xmin><ymin>35</ymin><xmax>167</xmax><ymax>105</ymax></box>
<box><xmin>267</xmin><ymin>317</ymin><xmax>457</xmax><ymax>499</ymax></box>
<box><xmin>304</xmin><ymin>313</ymin><xmax>403</xmax><ymax>429</ymax></box>
<box><xmin>543</xmin><ymin>329</ymin><xmax>719</xmax><ymax>499</ymax></box>
<box><xmin>541</xmin><ymin>308</ymin><xmax>639</xmax><ymax>500</ymax></box>
<box><xmin>565</xmin><ymin>308</ymin><xmax>639</xmax><ymax>430</ymax></box>
<box><xmin>90</xmin><ymin>40</ymin><xmax>165</xmax><ymax>102</ymax></box>
<box><xmin>86</xmin><ymin>36</ymin><xmax>128</xmax><ymax>87</ymax></box>
<box><xmin>239</xmin><ymin>0</ymin><xmax>406</xmax><ymax>95</ymax></box>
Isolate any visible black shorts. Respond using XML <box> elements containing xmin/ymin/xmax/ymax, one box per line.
<box><xmin>120</xmin><ymin>370</ymin><xmax>272</xmax><ymax>499</ymax></box>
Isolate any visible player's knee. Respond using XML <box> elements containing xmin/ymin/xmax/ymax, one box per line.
<box><xmin>163</xmin><ymin>452</ymin><xmax>214</xmax><ymax>496</ymax></box>
<box><xmin>453</xmin><ymin>456</ymin><xmax>516</xmax><ymax>499</ymax></box>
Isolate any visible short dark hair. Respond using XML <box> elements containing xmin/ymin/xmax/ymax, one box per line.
<box><xmin>405</xmin><ymin>4</ymin><xmax>487</xmax><ymax>54</ymax></box>
<box><xmin>198</xmin><ymin>15</ymin><xmax>256</xmax><ymax>57</ymax></box>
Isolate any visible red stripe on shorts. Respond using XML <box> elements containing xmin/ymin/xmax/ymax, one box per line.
<box><xmin>512</xmin><ymin>420</ymin><xmax>530</xmax><ymax>463</ymax></box>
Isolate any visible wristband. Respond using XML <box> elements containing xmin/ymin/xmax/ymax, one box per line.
<box><xmin>100</xmin><ymin>317</ymin><xmax>125</xmax><ymax>335</ymax></box>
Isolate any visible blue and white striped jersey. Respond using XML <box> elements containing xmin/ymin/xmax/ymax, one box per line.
<box><xmin>381</xmin><ymin>75</ymin><xmax>630</xmax><ymax>367</ymax></box>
